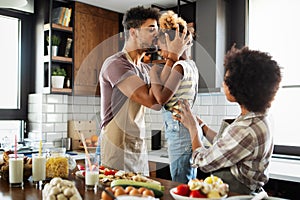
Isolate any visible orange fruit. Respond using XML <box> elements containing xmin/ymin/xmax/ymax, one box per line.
<box><xmin>91</xmin><ymin>135</ymin><xmax>98</xmax><ymax>143</ymax></box>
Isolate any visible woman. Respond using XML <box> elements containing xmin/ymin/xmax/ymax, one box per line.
<box><xmin>173</xmin><ymin>45</ymin><xmax>282</xmax><ymax>193</ymax></box>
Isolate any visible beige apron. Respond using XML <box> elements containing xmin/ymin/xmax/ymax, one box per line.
<box><xmin>100</xmin><ymin>98</ymin><xmax>149</xmax><ymax>176</ymax></box>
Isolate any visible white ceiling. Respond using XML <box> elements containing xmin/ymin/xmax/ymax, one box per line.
<box><xmin>75</xmin><ymin>0</ymin><xmax>188</xmax><ymax>13</ymax></box>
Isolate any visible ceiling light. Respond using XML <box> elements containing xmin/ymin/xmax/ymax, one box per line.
<box><xmin>0</xmin><ymin>0</ymin><xmax>28</xmax><ymax>8</ymax></box>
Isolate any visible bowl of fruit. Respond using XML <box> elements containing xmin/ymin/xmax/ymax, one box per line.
<box><xmin>170</xmin><ymin>175</ymin><xmax>229</xmax><ymax>200</ymax></box>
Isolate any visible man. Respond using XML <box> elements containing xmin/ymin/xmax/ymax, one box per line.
<box><xmin>99</xmin><ymin>6</ymin><xmax>190</xmax><ymax>175</ymax></box>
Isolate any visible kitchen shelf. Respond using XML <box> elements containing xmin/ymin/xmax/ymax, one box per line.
<box><xmin>44</xmin><ymin>23</ymin><xmax>73</xmax><ymax>32</ymax></box>
<box><xmin>43</xmin><ymin>0</ymin><xmax>74</xmax><ymax>95</ymax></box>
<box><xmin>44</xmin><ymin>55</ymin><xmax>72</xmax><ymax>63</ymax></box>
<box><xmin>51</xmin><ymin>88</ymin><xmax>72</xmax><ymax>94</ymax></box>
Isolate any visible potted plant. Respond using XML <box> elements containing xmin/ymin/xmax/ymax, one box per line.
<box><xmin>46</xmin><ymin>35</ymin><xmax>61</xmax><ymax>56</ymax></box>
<box><xmin>51</xmin><ymin>67</ymin><xmax>66</xmax><ymax>88</ymax></box>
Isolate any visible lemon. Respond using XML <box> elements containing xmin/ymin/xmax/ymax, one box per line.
<box><xmin>207</xmin><ymin>189</ymin><xmax>221</xmax><ymax>198</ymax></box>
<box><xmin>204</xmin><ymin>175</ymin><xmax>223</xmax><ymax>185</ymax></box>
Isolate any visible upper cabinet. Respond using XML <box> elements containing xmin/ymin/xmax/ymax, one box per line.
<box><xmin>73</xmin><ymin>2</ymin><xmax>119</xmax><ymax>96</ymax></box>
<box><xmin>43</xmin><ymin>0</ymin><xmax>74</xmax><ymax>94</ymax></box>
<box><xmin>194</xmin><ymin>0</ymin><xmax>246</xmax><ymax>93</ymax></box>
<box><xmin>194</xmin><ymin>0</ymin><xmax>226</xmax><ymax>93</ymax></box>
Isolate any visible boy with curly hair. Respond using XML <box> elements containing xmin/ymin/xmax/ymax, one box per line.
<box><xmin>150</xmin><ymin>10</ymin><xmax>198</xmax><ymax>183</ymax></box>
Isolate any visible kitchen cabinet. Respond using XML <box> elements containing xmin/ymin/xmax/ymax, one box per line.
<box><xmin>194</xmin><ymin>0</ymin><xmax>226</xmax><ymax>93</ymax></box>
<box><xmin>43</xmin><ymin>0</ymin><xmax>74</xmax><ymax>95</ymax></box>
<box><xmin>73</xmin><ymin>2</ymin><xmax>119</xmax><ymax>96</ymax></box>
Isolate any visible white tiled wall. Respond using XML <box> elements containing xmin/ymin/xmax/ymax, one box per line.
<box><xmin>145</xmin><ymin>92</ymin><xmax>240</xmax><ymax>148</ymax></box>
<box><xmin>27</xmin><ymin>92</ymin><xmax>240</xmax><ymax>150</ymax></box>
<box><xmin>27</xmin><ymin>93</ymin><xmax>101</xmax><ymax>148</ymax></box>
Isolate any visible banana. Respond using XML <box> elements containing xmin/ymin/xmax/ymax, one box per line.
<box><xmin>110</xmin><ymin>179</ymin><xmax>165</xmax><ymax>197</ymax></box>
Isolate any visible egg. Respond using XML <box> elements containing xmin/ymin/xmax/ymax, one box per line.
<box><xmin>142</xmin><ymin>189</ymin><xmax>155</xmax><ymax>197</ymax></box>
<box><xmin>112</xmin><ymin>186</ymin><xmax>124</xmax><ymax>193</ymax></box>
<box><xmin>138</xmin><ymin>187</ymin><xmax>147</xmax><ymax>194</ymax></box>
<box><xmin>101</xmin><ymin>187</ymin><xmax>114</xmax><ymax>200</ymax></box>
<box><xmin>114</xmin><ymin>188</ymin><xmax>126</xmax><ymax>196</ymax></box>
<box><xmin>129</xmin><ymin>188</ymin><xmax>141</xmax><ymax>196</ymax></box>
<box><xmin>124</xmin><ymin>186</ymin><xmax>135</xmax><ymax>194</ymax></box>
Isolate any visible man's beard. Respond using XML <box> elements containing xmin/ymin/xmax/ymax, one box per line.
<box><xmin>139</xmin><ymin>39</ymin><xmax>158</xmax><ymax>54</ymax></box>
<box><xmin>145</xmin><ymin>44</ymin><xmax>158</xmax><ymax>54</ymax></box>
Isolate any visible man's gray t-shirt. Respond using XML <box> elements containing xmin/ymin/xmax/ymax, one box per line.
<box><xmin>99</xmin><ymin>51</ymin><xmax>151</xmax><ymax>128</ymax></box>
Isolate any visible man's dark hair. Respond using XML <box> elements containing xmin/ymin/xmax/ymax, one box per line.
<box><xmin>122</xmin><ymin>6</ymin><xmax>160</xmax><ymax>39</ymax></box>
<box><xmin>224</xmin><ymin>45</ymin><xmax>282</xmax><ymax>113</ymax></box>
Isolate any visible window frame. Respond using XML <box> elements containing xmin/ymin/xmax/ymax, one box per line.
<box><xmin>0</xmin><ymin>8</ymin><xmax>34</xmax><ymax>122</ymax></box>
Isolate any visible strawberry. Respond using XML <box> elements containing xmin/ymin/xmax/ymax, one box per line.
<box><xmin>189</xmin><ymin>190</ymin><xmax>206</xmax><ymax>198</ymax></box>
<box><xmin>174</xmin><ymin>184</ymin><xmax>190</xmax><ymax>196</ymax></box>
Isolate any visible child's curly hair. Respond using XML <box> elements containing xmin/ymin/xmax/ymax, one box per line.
<box><xmin>158</xmin><ymin>11</ymin><xmax>188</xmax><ymax>42</ymax></box>
<box><xmin>159</xmin><ymin>11</ymin><xmax>187</xmax><ymax>31</ymax></box>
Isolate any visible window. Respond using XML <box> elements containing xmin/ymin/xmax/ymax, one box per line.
<box><xmin>249</xmin><ymin>0</ymin><xmax>300</xmax><ymax>156</ymax></box>
<box><xmin>0</xmin><ymin>8</ymin><xmax>33</xmax><ymax>121</ymax></box>
<box><xmin>0</xmin><ymin>15</ymin><xmax>21</xmax><ymax>109</ymax></box>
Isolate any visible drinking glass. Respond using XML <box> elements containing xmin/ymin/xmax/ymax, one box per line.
<box><xmin>85</xmin><ymin>154</ymin><xmax>99</xmax><ymax>191</ymax></box>
<box><xmin>32</xmin><ymin>153</ymin><xmax>46</xmax><ymax>184</ymax></box>
<box><xmin>9</xmin><ymin>154</ymin><xmax>24</xmax><ymax>187</ymax></box>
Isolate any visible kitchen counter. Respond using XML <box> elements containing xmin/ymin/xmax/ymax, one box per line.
<box><xmin>0</xmin><ymin>169</ymin><xmax>180</xmax><ymax>200</ymax></box>
<box><xmin>148</xmin><ymin>148</ymin><xmax>169</xmax><ymax>164</ymax></box>
<box><xmin>149</xmin><ymin>149</ymin><xmax>300</xmax><ymax>183</ymax></box>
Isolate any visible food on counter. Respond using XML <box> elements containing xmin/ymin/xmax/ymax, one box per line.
<box><xmin>46</xmin><ymin>156</ymin><xmax>68</xmax><ymax>178</ymax></box>
<box><xmin>42</xmin><ymin>177</ymin><xmax>82</xmax><ymax>200</ymax></box>
<box><xmin>171</xmin><ymin>175</ymin><xmax>229</xmax><ymax>199</ymax></box>
<box><xmin>75</xmin><ymin>165</ymin><xmax>163</xmax><ymax>197</ymax></box>
<box><xmin>101</xmin><ymin>185</ymin><xmax>155</xmax><ymax>200</ymax></box>
<box><xmin>76</xmin><ymin>165</ymin><xmax>159</xmax><ymax>187</ymax></box>
<box><xmin>79</xmin><ymin>135</ymin><xmax>98</xmax><ymax>148</ymax></box>
<box><xmin>189</xmin><ymin>190</ymin><xmax>206</xmax><ymax>198</ymax></box>
<box><xmin>0</xmin><ymin>150</ymin><xmax>32</xmax><ymax>181</ymax></box>
<box><xmin>111</xmin><ymin>179</ymin><xmax>164</xmax><ymax>197</ymax></box>
<box><xmin>173</xmin><ymin>184</ymin><xmax>190</xmax><ymax>196</ymax></box>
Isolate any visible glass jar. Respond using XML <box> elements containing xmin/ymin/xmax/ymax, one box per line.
<box><xmin>46</xmin><ymin>148</ymin><xmax>69</xmax><ymax>178</ymax></box>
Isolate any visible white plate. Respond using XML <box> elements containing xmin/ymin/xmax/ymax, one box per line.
<box><xmin>75</xmin><ymin>170</ymin><xmax>84</xmax><ymax>178</ymax></box>
<box><xmin>226</xmin><ymin>195</ymin><xmax>288</xmax><ymax>200</ymax></box>
<box><xmin>170</xmin><ymin>188</ymin><xmax>227</xmax><ymax>200</ymax></box>
<box><xmin>226</xmin><ymin>196</ymin><xmax>253</xmax><ymax>200</ymax></box>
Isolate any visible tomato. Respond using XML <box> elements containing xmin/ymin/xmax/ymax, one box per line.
<box><xmin>174</xmin><ymin>184</ymin><xmax>190</xmax><ymax>196</ymax></box>
<box><xmin>99</xmin><ymin>165</ymin><xmax>105</xmax><ymax>170</ymax></box>
<box><xmin>189</xmin><ymin>190</ymin><xmax>206</xmax><ymax>198</ymax></box>
<box><xmin>82</xmin><ymin>171</ymin><xmax>86</xmax><ymax>176</ymax></box>
<box><xmin>104</xmin><ymin>169</ymin><xmax>117</xmax><ymax>176</ymax></box>
<box><xmin>77</xmin><ymin>164</ymin><xmax>85</xmax><ymax>171</ymax></box>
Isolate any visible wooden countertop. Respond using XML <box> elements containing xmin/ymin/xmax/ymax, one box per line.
<box><xmin>0</xmin><ymin>170</ymin><xmax>180</xmax><ymax>200</ymax></box>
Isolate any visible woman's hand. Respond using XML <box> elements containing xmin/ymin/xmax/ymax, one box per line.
<box><xmin>165</xmin><ymin>26</ymin><xmax>192</xmax><ymax>61</ymax></box>
<box><xmin>173</xmin><ymin>99</ymin><xmax>204</xmax><ymax>150</ymax></box>
<box><xmin>172</xmin><ymin>99</ymin><xmax>198</xmax><ymax>130</ymax></box>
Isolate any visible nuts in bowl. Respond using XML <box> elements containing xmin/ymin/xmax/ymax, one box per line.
<box><xmin>170</xmin><ymin>175</ymin><xmax>229</xmax><ymax>200</ymax></box>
